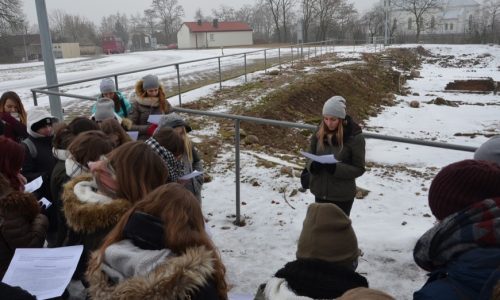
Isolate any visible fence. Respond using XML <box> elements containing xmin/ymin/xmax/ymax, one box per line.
<box><xmin>29</xmin><ymin>39</ymin><xmax>477</xmax><ymax>225</ymax></box>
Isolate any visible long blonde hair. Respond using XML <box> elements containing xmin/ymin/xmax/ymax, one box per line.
<box><xmin>92</xmin><ymin>183</ymin><xmax>228</xmax><ymax>299</ymax></box>
<box><xmin>317</xmin><ymin>119</ymin><xmax>345</xmax><ymax>152</ymax></box>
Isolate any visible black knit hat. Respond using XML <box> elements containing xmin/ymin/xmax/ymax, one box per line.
<box><xmin>428</xmin><ymin>159</ymin><xmax>500</xmax><ymax>220</ymax></box>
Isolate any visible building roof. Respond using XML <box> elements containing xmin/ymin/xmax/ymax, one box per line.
<box><xmin>183</xmin><ymin>21</ymin><xmax>252</xmax><ymax>33</ymax></box>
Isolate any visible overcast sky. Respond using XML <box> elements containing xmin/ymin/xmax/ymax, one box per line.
<box><xmin>23</xmin><ymin>0</ymin><xmax>378</xmax><ymax>26</ymax></box>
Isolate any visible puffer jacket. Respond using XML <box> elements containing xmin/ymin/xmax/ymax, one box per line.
<box><xmin>129</xmin><ymin>80</ymin><xmax>172</xmax><ymax>139</ymax></box>
<box><xmin>307</xmin><ymin>115</ymin><xmax>366</xmax><ymax>202</ymax></box>
<box><xmin>0</xmin><ymin>191</ymin><xmax>48</xmax><ymax>279</ymax></box>
<box><xmin>61</xmin><ymin>175</ymin><xmax>132</xmax><ymax>280</ymax></box>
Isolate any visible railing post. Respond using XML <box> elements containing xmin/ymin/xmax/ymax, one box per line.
<box><xmin>315</xmin><ymin>44</ymin><xmax>317</xmax><ymax>56</ymax></box>
<box><xmin>244</xmin><ymin>53</ymin><xmax>247</xmax><ymax>83</ymax></box>
<box><xmin>114</xmin><ymin>75</ymin><xmax>119</xmax><ymax>90</ymax></box>
<box><xmin>264</xmin><ymin>49</ymin><xmax>267</xmax><ymax>74</ymax></box>
<box><xmin>291</xmin><ymin>46</ymin><xmax>294</xmax><ymax>67</ymax></box>
<box><xmin>218</xmin><ymin>57</ymin><xmax>222</xmax><ymax>90</ymax></box>
<box><xmin>234</xmin><ymin>119</ymin><xmax>241</xmax><ymax>225</ymax></box>
<box><xmin>278</xmin><ymin>47</ymin><xmax>281</xmax><ymax>69</ymax></box>
<box><xmin>32</xmin><ymin>90</ymin><xmax>38</xmax><ymax>106</ymax></box>
<box><xmin>175</xmin><ymin>64</ymin><xmax>181</xmax><ymax>106</ymax></box>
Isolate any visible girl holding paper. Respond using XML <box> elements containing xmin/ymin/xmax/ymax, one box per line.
<box><xmin>123</xmin><ymin>74</ymin><xmax>172</xmax><ymax>140</ymax></box>
<box><xmin>307</xmin><ymin>96</ymin><xmax>366</xmax><ymax>216</ymax></box>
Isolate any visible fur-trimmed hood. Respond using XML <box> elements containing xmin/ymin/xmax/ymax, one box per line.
<box><xmin>0</xmin><ymin>191</ymin><xmax>40</xmax><ymax>222</ymax></box>
<box><xmin>61</xmin><ymin>175</ymin><xmax>132</xmax><ymax>234</ymax></box>
<box><xmin>86</xmin><ymin>244</ymin><xmax>216</xmax><ymax>300</ymax></box>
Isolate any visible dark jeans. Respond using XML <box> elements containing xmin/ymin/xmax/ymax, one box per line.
<box><xmin>315</xmin><ymin>197</ymin><xmax>354</xmax><ymax>216</ymax></box>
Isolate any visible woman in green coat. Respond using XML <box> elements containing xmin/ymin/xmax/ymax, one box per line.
<box><xmin>307</xmin><ymin>96</ymin><xmax>366</xmax><ymax>216</ymax></box>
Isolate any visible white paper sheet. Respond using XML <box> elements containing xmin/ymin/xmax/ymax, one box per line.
<box><xmin>127</xmin><ymin>131</ymin><xmax>139</xmax><ymax>141</ymax></box>
<box><xmin>300</xmin><ymin>151</ymin><xmax>338</xmax><ymax>164</ymax></box>
<box><xmin>147</xmin><ymin>114</ymin><xmax>163</xmax><ymax>124</ymax></box>
<box><xmin>2</xmin><ymin>245</ymin><xmax>84</xmax><ymax>300</ymax></box>
<box><xmin>229</xmin><ymin>293</ymin><xmax>254</xmax><ymax>300</ymax></box>
<box><xmin>24</xmin><ymin>176</ymin><xmax>43</xmax><ymax>193</ymax></box>
<box><xmin>38</xmin><ymin>197</ymin><xmax>52</xmax><ymax>209</ymax></box>
<box><xmin>179</xmin><ymin>170</ymin><xmax>203</xmax><ymax>180</ymax></box>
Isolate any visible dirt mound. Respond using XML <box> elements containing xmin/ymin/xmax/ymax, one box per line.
<box><xmin>445</xmin><ymin>78</ymin><xmax>497</xmax><ymax>92</ymax></box>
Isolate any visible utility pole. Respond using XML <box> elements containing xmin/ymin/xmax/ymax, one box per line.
<box><xmin>35</xmin><ymin>0</ymin><xmax>63</xmax><ymax>120</ymax></box>
<box><xmin>384</xmin><ymin>0</ymin><xmax>391</xmax><ymax>45</ymax></box>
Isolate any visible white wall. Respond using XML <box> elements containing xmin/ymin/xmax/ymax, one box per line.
<box><xmin>177</xmin><ymin>25</ymin><xmax>253</xmax><ymax>49</ymax></box>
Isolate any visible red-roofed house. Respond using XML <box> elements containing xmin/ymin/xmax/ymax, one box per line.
<box><xmin>177</xmin><ymin>20</ymin><xmax>253</xmax><ymax>49</ymax></box>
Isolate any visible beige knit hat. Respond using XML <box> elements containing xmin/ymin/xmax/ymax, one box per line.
<box><xmin>338</xmin><ymin>287</ymin><xmax>395</xmax><ymax>300</ymax></box>
<box><xmin>296</xmin><ymin>202</ymin><xmax>359</xmax><ymax>266</ymax></box>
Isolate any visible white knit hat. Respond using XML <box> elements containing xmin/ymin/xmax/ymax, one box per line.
<box><xmin>322</xmin><ymin>96</ymin><xmax>346</xmax><ymax>119</ymax></box>
<box><xmin>100</xmin><ymin>78</ymin><xmax>116</xmax><ymax>94</ymax></box>
<box><xmin>474</xmin><ymin>135</ymin><xmax>500</xmax><ymax>165</ymax></box>
<box><xmin>92</xmin><ymin>98</ymin><xmax>122</xmax><ymax>122</ymax></box>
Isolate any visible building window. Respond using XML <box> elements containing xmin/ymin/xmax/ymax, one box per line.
<box><xmin>408</xmin><ymin>18</ymin><xmax>412</xmax><ymax>30</ymax></box>
<box><xmin>450</xmin><ymin>23</ymin><xmax>453</xmax><ymax>30</ymax></box>
<box><xmin>210</xmin><ymin>33</ymin><xmax>215</xmax><ymax>41</ymax></box>
<box><xmin>469</xmin><ymin>15</ymin><xmax>473</xmax><ymax>31</ymax></box>
<box><xmin>431</xmin><ymin>16</ymin><xmax>435</xmax><ymax>29</ymax></box>
<box><xmin>445</xmin><ymin>23</ymin><xmax>448</xmax><ymax>30</ymax></box>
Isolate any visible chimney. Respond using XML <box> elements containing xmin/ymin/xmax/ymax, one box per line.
<box><xmin>213</xmin><ymin>19</ymin><xmax>218</xmax><ymax>28</ymax></box>
<box><xmin>197</xmin><ymin>19</ymin><xmax>202</xmax><ymax>26</ymax></box>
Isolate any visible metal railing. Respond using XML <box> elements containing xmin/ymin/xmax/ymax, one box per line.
<box><xmin>173</xmin><ymin>107</ymin><xmax>477</xmax><ymax>225</ymax></box>
<box><xmin>31</xmin><ymin>40</ymin><xmax>344</xmax><ymax>109</ymax></box>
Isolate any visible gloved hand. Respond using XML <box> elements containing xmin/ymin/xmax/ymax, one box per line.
<box><xmin>310</xmin><ymin>161</ymin><xmax>323</xmax><ymax>174</ymax></box>
<box><xmin>121</xmin><ymin>118</ymin><xmax>133</xmax><ymax>131</ymax></box>
<box><xmin>147</xmin><ymin>124</ymin><xmax>158</xmax><ymax>136</ymax></box>
<box><xmin>325</xmin><ymin>163</ymin><xmax>337</xmax><ymax>174</ymax></box>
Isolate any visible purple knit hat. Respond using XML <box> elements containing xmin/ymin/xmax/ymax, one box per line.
<box><xmin>428</xmin><ymin>159</ymin><xmax>500</xmax><ymax>220</ymax></box>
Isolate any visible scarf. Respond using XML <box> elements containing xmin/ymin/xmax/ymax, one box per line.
<box><xmin>414</xmin><ymin>198</ymin><xmax>500</xmax><ymax>271</ymax></box>
<box><xmin>145</xmin><ymin>137</ymin><xmax>183</xmax><ymax>183</ymax></box>
<box><xmin>65</xmin><ymin>156</ymin><xmax>89</xmax><ymax>178</ymax></box>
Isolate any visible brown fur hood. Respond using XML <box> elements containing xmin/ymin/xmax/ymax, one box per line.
<box><xmin>86</xmin><ymin>245</ymin><xmax>216</xmax><ymax>300</ymax></box>
<box><xmin>61</xmin><ymin>175</ymin><xmax>132</xmax><ymax>234</ymax></box>
<box><xmin>0</xmin><ymin>191</ymin><xmax>40</xmax><ymax>221</ymax></box>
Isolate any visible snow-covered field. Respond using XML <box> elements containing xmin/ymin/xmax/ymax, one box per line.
<box><xmin>1</xmin><ymin>44</ymin><xmax>498</xmax><ymax>299</ymax></box>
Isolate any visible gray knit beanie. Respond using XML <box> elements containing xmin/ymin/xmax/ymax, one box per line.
<box><xmin>156</xmin><ymin>113</ymin><xmax>192</xmax><ymax>133</ymax></box>
<box><xmin>93</xmin><ymin>98</ymin><xmax>121</xmax><ymax>122</ymax></box>
<box><xmin>322</xmin><ymin>96</ymin><xmax>346</xmax><ymax>119</ymax></box>
<box><xmin>474</xmin><ymin>135</ymin><xmax>500</xmax><ymax>166</ymax></box>
<box><xmin>100</xmin><ymin>78</ymin><xmax>116</xmax><ymax>94</ymax></box>
<box><xmin>142</xmin><ymin>75</ymin><xmax>160</xmax><ymax>90</ymax></box>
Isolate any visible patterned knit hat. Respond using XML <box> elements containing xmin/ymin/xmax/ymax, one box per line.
<box><xmin>428</xmin><ymin>159</ymin><xmax>500</xmax><ymax>220</ymax></box>
<box><xmin>296</xmin><ymin>203</ymin><xmax>359</xmax><ymax>266</ymax></box>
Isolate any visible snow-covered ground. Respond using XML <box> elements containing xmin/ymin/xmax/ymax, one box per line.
<box><xmin>1</xmin><ymin>44</ymin><xmax>498</xmax><ymax>299</ymax></box>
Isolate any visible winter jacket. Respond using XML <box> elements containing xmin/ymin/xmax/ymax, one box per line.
<box><xmin>413</xmin><ymin>198</ymin><xmax>500</xmax><ymax>300</ymax></box>
<box><xmin>86</xmin><ymin>240</ymin><xmax>220</xmax><ymax>300</ymax></box>
<box><xmin>254</xmin><ymin>259</ymin><xmax>368</xmax><ymax>300</ymax></box>
<box><xmin>0</xmin><ymin>112</ymin><xmax>28</xmax><ymax>142</ymax></box>
<box><xmin>91</xmin><ymin>91</ymin><xmax>132</xmax><ymax>118</ymax></box>
<box><xmin>49</xmin><ymin>149</ymin><xmax>70</xmax><ymax>247</ymax></box>
<box><xmin>182</xmin><ymin>144</ymin><xmax>204</xmax><ymax>202</ymax></box>
<box><xmin>129</xmin><ymin>80</ymin><xmax>172</xmax><ymax>139</ymax></box>
<box><xmin>307</xmin><ymin>116</ymin><xmax>366</xmax><ymax>202</ymax></box>
<box><xmin>0</xmin><ymin>191</ymin><xmax>48</xmax><ymax>279</ymax></box>
<box><xmin>61</xmin><ymin>175</ymin><xmax>132</xmax><ymax>280</ymax></box>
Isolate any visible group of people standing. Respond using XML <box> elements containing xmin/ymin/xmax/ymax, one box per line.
<box><xmin>1</xmin><ymin>78</ymin><xmax>499</xmax><ymax>299</ymax></box>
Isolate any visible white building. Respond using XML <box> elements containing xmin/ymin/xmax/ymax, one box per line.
<box><xmin>384</xmin><ymin>0</ymin><xmax>480</xmax><ymax>39</ymax></box>
<box><xmin>177</xmin><ymin>20</ymin><xmax>253</xmax><ymax>49</ymax></box>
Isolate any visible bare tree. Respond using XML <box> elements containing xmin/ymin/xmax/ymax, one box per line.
<box><xmin>280</xmin><ymin>0</ymin><xmax>295</xmax><ymax>42</ymax></box>
<box><xmin>235</xmin><ymin>5</ymin><xmax>254</xmax><ymax>24</ymax></box>
<box><xmin>301</xmin><ymin>0</ymin><xmax>318</xmax><ymax>42</ymax></box>
<box><xmin>0</xmin><ymin>0</ymin><xmax>23</xmax><ymax>34</ymax></box>
<box><xmin>483</xmin><ymin>0</ymin><xmax>500</xmax><ymax>42</ymax></box>
<box><xmin>266</xmin><ymin>0</ymin><xmax>282</xmax><ymax>41</ymax></box>
<box><xmin>251</xmin><ymin>1</ymin><xmax>275</xmax><ymax>42</ymax></box>
<box><xmin>151</xmin><ymin>0</ymin><xmax>184</xmax><ymax>43</ymax></box>
<box><xmin>194</xmin><ymin>8</ymin><xmax>206</xmax><ymax>22</ymax></box>
<box><xmin>364</xmin><ymin>5</ymin><xmax>385</xmax><ymax>41</ymax></box>
<box><xmin>211</xmin><ymin>5</ymin><xmax>236</xmax><ymax>21</ymax></box>
<box><xmin>392</xmin><ymin>0</ymin><xmax>441</xmax><ymax>42</ymax></box>
<box><xmin>316</xmin><ymin>0</ymin><xmax>341</xmax><ymax>41</ymax></box>
<box><xmin>143</xmin><ymin>9</ymin><xmax>157</xmax><ymax>35</ymax></box>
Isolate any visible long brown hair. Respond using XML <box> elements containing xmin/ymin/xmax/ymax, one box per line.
<box><xmin>93</xmin><ymin>183</ymin><xmax>228</xmax><ymax>299</ymax></box>
<box><xmin>106</xmin><ymin>141</ymin><xmax>168</xmax><ymax>202</ymax></box>
<box><xmin>317</xmin><ymin>118</ymin><xmax>345</xmax><ymax>152</ymax></box>
<box><xmin>153</xmin><ymin>127</ymin><xmax>185</xmax><ymax>157</ymax></box>
<box><xmin>0</xmin><ymin>91</ymin><xmax>27</xmax><ymax>125</ymax></box>
<box><xmin>99</xmin><ymin>118</ymin><xmax>132</xmax><ymax>147</ymax></box>
<box><xmin>141</xmin><ymin>87</ymin><xmax>170</xmax><ymax>113</ymax></box>
<box><xmin>68</xmin><ymin>131</ymin><xmax>113</xmax><ymax>168</ymax></box>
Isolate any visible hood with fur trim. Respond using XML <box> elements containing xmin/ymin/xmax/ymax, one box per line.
<box><xmin>61</xmin><ymin>175</ymin><xmax>132</xmax><ymax>234</ymax></box>
<box><xmin>87</xmin><ymin>245</ymin><xmax>216</xmax><ymax>300</ymax></box>
<box><xmin>134</xmin><ymin>79</ymin><xmax>166</xmax><ymax>102</ymax></box>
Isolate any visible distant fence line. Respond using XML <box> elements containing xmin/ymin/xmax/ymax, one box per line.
<box><xmin>30</xmin><ymin>39</ymin><xmax>478</xmax><ymax>225</ymax></box>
